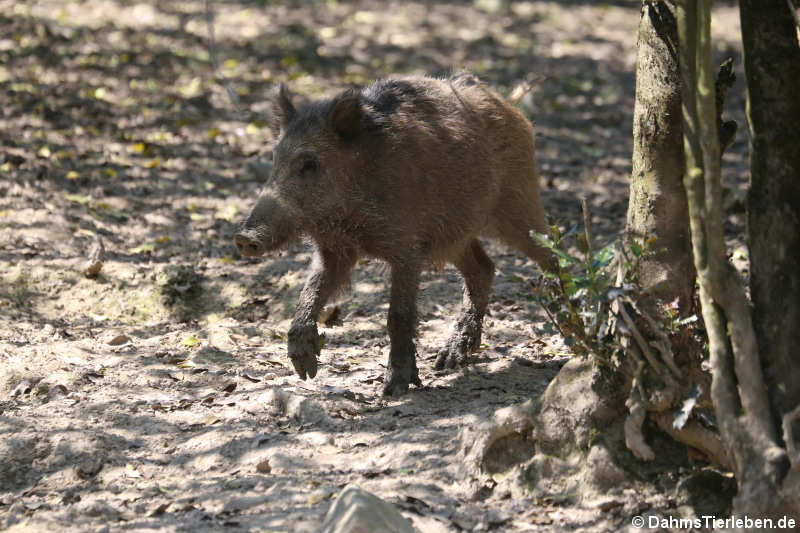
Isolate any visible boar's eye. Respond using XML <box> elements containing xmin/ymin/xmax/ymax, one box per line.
<box><xmin>298</xmin><ymin>157</ymin><xmax>319</xmax><ymax>176</ymax></box>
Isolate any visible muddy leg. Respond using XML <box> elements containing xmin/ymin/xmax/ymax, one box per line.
<box><xmin>383</xmin><ymin>260</ymin><xmax>423</xmax><ymax>396</ymax></box>
<box><xmin>288</xmin><ymin>246</ymin><xmax>357</xmax><ymax>380</ymax></box>
<box><xmin>435</xmin><ymin>240</ymin><xmax>495</xmax><ymax>370</ymax></box>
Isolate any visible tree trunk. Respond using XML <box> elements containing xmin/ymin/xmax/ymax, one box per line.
<box><xmin>677</xmin><ymin>0</ymin><xmax>800</xmax><ymax>523</ymax></box>
<box><xmin>740</xmin><ymin>0</ymin><xmax>800</xmax><ymax>436</ymax></box>
<box><xmin>626</xmin><ymin>0</ymin><xmax>695</xmax><ymax>311</ymax></box>
<box><xmin>739</xmin><ymin>0</ymin><xmax>800</xmax><ymax>519</ymax></box>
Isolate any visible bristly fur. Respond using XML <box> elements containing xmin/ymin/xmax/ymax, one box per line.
<box><xmin>236</xmin><ymin>73</ymin><xmax>554</xmax><ymax>395</ymax></box>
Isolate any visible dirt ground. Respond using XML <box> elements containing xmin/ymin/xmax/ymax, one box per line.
<box><xmin>1</xmin><ymin>1</ymin><xmax>749</xmax><ymax>531</ymax></box>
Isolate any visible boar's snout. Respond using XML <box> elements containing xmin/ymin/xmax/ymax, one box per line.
<box><xmin>234</xmin><ymin>230</ymin><xmax>266</xmax><ymax>257</ymax></box>
<box><xmin>234</xmin><ymin>192</ymin><xmax>298</xmax><ymax>257</ymax></box>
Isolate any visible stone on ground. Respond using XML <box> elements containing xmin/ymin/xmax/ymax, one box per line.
<box><xmin>319</xmin><ymin>485</ymin><xmax>416</xmax><ymax>533</ymax></box>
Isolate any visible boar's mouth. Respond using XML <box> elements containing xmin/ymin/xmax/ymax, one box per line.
<box><xmin>234</xmin><ymin>222</ymin><xmax>297</xmax><ymax>257</ymax></box>
<box><xmin>235</xmin><ymin>227</ymin><xmax>268</xmax><ymax>257</ymax></box>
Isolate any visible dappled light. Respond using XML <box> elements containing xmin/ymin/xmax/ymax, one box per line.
<box><xmin>0</xmin><ymin>1</ymin><xmax>761</xmax><ymax>531</ymax></box>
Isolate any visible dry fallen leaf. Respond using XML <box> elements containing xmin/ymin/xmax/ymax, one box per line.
<box><xmin>256</xmin><ymin>458</ymin><xmax>271</xmax><ymax>473</ymax></box>
<box><xmin>107</xmin><ymin>334</ymin><xmax>131</xmax><ymax>346</ymax></box>
<box><xmin>148</xmin><ymin>502</ymin><xmax>170</xmax><ymax>516</ymax></box>
<box><xmin>124</xmin><ymin>464</ymin><xmax>142</xmax><ymax>478</ymax></box>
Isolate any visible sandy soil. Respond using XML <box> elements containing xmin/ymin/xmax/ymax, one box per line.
<box><xmin>1</xmin><ymin>1</ymin><xmax>749</xmax><ymax>531</ymax></box>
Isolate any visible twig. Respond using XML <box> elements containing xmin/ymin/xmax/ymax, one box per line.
<box><xmin>617</xmin><ymin>299</ymin><xmax>677</xmax><ymax>388</ymax></box>
<box><xmin>581</xmin><ymin>197</ymin><xmax>593</xmax><ymax>256</ymax></box>
<box><xmin>83</xmin><ymin>233</ymin><xmax>104</xmax><ymax>278</ymax></box>
<box><xmin>788</xmin><ymin>0</ymin><xmax>800</xmax><ymax>33</ymax></box>
<box><xmin>204</xmin><ymin>0</ymin><xmax>243</xmax><ymax>115</ymax></box>
<box><xmin>587</xmin><ymin>299</ymin><xmax>608</xmax><ymax>341</ymax></box>
<box><xmin>649</xmin><ymin>339</ymin><xmax>682</xmax><ymax>379</ymax></box>
<box><xmin>508</xmin><ymin>81</ymin><xmax>532</xmax><ymax>106</ymax></box>
<box><xmin>539</xmin><ymin>297</ymin><xmax>570</xmax><ymax>341</ymax></box>
<box><xmin>630</xmin><ymin>301</ymin><xmax>683</xmax><ymax>378</ymax></box>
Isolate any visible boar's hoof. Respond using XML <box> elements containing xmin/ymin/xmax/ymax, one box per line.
<box><xmin>288</xmin><ymin>323</ymin><xmax>321</xmax><ymax>380</ymax></box>
<box><xmin>434</xmin><ymin>339</ymin><xmax>477</xmax><ymax>371</ymax></box>
<box><xmin>435</xmin><ymin>320</ymin><xmax>482</xmax><ymax>371</ymax></box>
<box><xmin>382</xmin><ymin>366</ymin><xmax>422</xmax><ymax>397</ymax></box>
<box><xmin>434</xmin><ymin>348</ymin><xmax>468</xmax><ymax>371</ymax></box>
<box><xmin>290</xmin><ymin>352</ymin><xmax>318</xmax><ymax>380</ymax></box>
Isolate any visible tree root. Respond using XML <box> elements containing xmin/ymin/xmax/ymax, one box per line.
<box><xmin>625</xmin><ymin>379</ymin><xmax>655</xmax><ymax>461</ymax></box>
<box><xmin>653</xmin><ymin>412</ymin><xmax>731</xmax><ymax>470</ymax></box>
<box><xmin>782</xmin><ymin>404</ymin><xmax>800</xmax><ymax>472</ymax></box>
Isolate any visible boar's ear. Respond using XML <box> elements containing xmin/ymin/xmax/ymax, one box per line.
<box><xmin>269</xmin><ymin>83</ymin><xmax>296</xmax><ymax>135</ymax></box>
<box><xmin>328</xmin><ymin>89</ymin><xmax>362</xmax><ymax>140</ymax></box>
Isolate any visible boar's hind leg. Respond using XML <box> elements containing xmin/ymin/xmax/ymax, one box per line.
<box><xmin>493</xmin><ymin>201</ymin><xmax>558</xmax><ymax>273</ymax></box>
<box><xmin>435</xmin><ymin>239</ymin><xmax>495</xmax><ymax>370</ymax></box>
<box><xmin>383</xmin><ymin>261</ymin><xmax>423</xmax><ymax>396</ymax></box>
<box><xmin>288</xmin><ymin>247</ymin><xmax>357</xmax><ymax>380</ymax></box>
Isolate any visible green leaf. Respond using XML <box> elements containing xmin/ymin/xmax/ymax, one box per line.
<box><xmin>65</xmin><ymin>194</ymin><xmax>92</xmax><ymax>204</ymax></box>
<box><xmin>531</xmin><ymin>231</ymin><xmax>580</xmax><ymax>266</ymax></box>
<box><xmin>129</xmin><ymin>242</ymin><xmax>156</xmax><ymax>254</ymax></box>
<box><xmin>590</xmin><ymin>245</ymin><xmax>615</xmax><ymax>271</ymax></box>
<box><xmin>557</xmin><ymin>254</ymin><xmax>579</xmax><ymax>268</ymax></box>
<box><xmin>562</xmin><ymin>280</ymin><xmax>578</xmax><ymax>297</ymax></box>
<box><xmin>530</xmin><ymin>230</ymin><xmax>556</xmax><ymax>250</ymax></box>
<box><xmin>180</xmin><ymin>335</ymin><xmax>201</xmax><ymax>347</ymax></box>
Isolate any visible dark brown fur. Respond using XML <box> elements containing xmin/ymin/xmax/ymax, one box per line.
<box><xmin>235</xmin><ymin>74</ymin><xmax>553</xmax><ymax>396</ymax></box>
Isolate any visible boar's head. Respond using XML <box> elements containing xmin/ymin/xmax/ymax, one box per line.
<box><xmin>235</xmin><ymin>84</ymin><xmax>367</xmax><ymax>257</ymax></box>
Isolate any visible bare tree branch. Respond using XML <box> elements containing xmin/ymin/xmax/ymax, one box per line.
<box><xmin>788</xmin><ymin>0</ymin><xmax>800</xmax><ymax>33</ymax></box>
<box><xmin>204</xmin><ymin>0</ymin><xmax>243</xmax><ymax>115</ymax></box>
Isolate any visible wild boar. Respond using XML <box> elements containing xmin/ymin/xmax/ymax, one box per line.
<box><xmin>235</xmin><ymin>74</ymin><xmax>553</xmax><ymax>396</ymax></box>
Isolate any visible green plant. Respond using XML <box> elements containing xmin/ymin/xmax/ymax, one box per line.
<box><xmin>529</xmin><ymin>219</ymin><xmax>619</xmax><ymax>359</ymax></box>
<box><xmin>529</xmin><ymin>203</ymin><xmax>723</xmax><ymax>466</ymax></box>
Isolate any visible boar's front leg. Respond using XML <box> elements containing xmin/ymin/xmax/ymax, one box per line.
<box><xmin>383</xmin><ymin>260</ymin><xmax>423</xmax><ymax>396</ymax></box>
<box><xmin>288</xmin><ymin>246</ymin><xmax>357</xmax><ymax>380</ymax></box>
<box><xmin>435</xmin><ymin>239</ymin><xmax>494</xmax><ymax>370</ymax></box>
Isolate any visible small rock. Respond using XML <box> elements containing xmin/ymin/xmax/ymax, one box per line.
<box><xmin>458</xmin><ymin>399</ymin><xmax>537</xmax><ymax>477</ymax></box>
<box><xmin>76</xmin><ymin>457</ymin><xmax>105</xmax><ymax>479</ymax></box>
<box><xmin>10</xmin><ymin>378</ymin><xmax>39</xmax><ymax>398</ymax></box>
<box><xmin>76</xmin><ymin>499</ymin><xmax>121</xmax><ymax>521</ymax></box>
<box><xmin>262</xmin><ymin>388</ymin><xmax>333</xmax><ymax>427</ymax></box>
<box><xmin>583</xmin><ymin>445</ymin><xmax>627</xmax><ymax>490</ymax></box>
<box><xmin>84</xmin><ymin>260</ymin><xmax>102</xmax><ymax>278</ymax></box>
<box><xmin>319</xmin><ymin>485</ymin><xmax>416</xmax><ymax>533</ymax></box>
